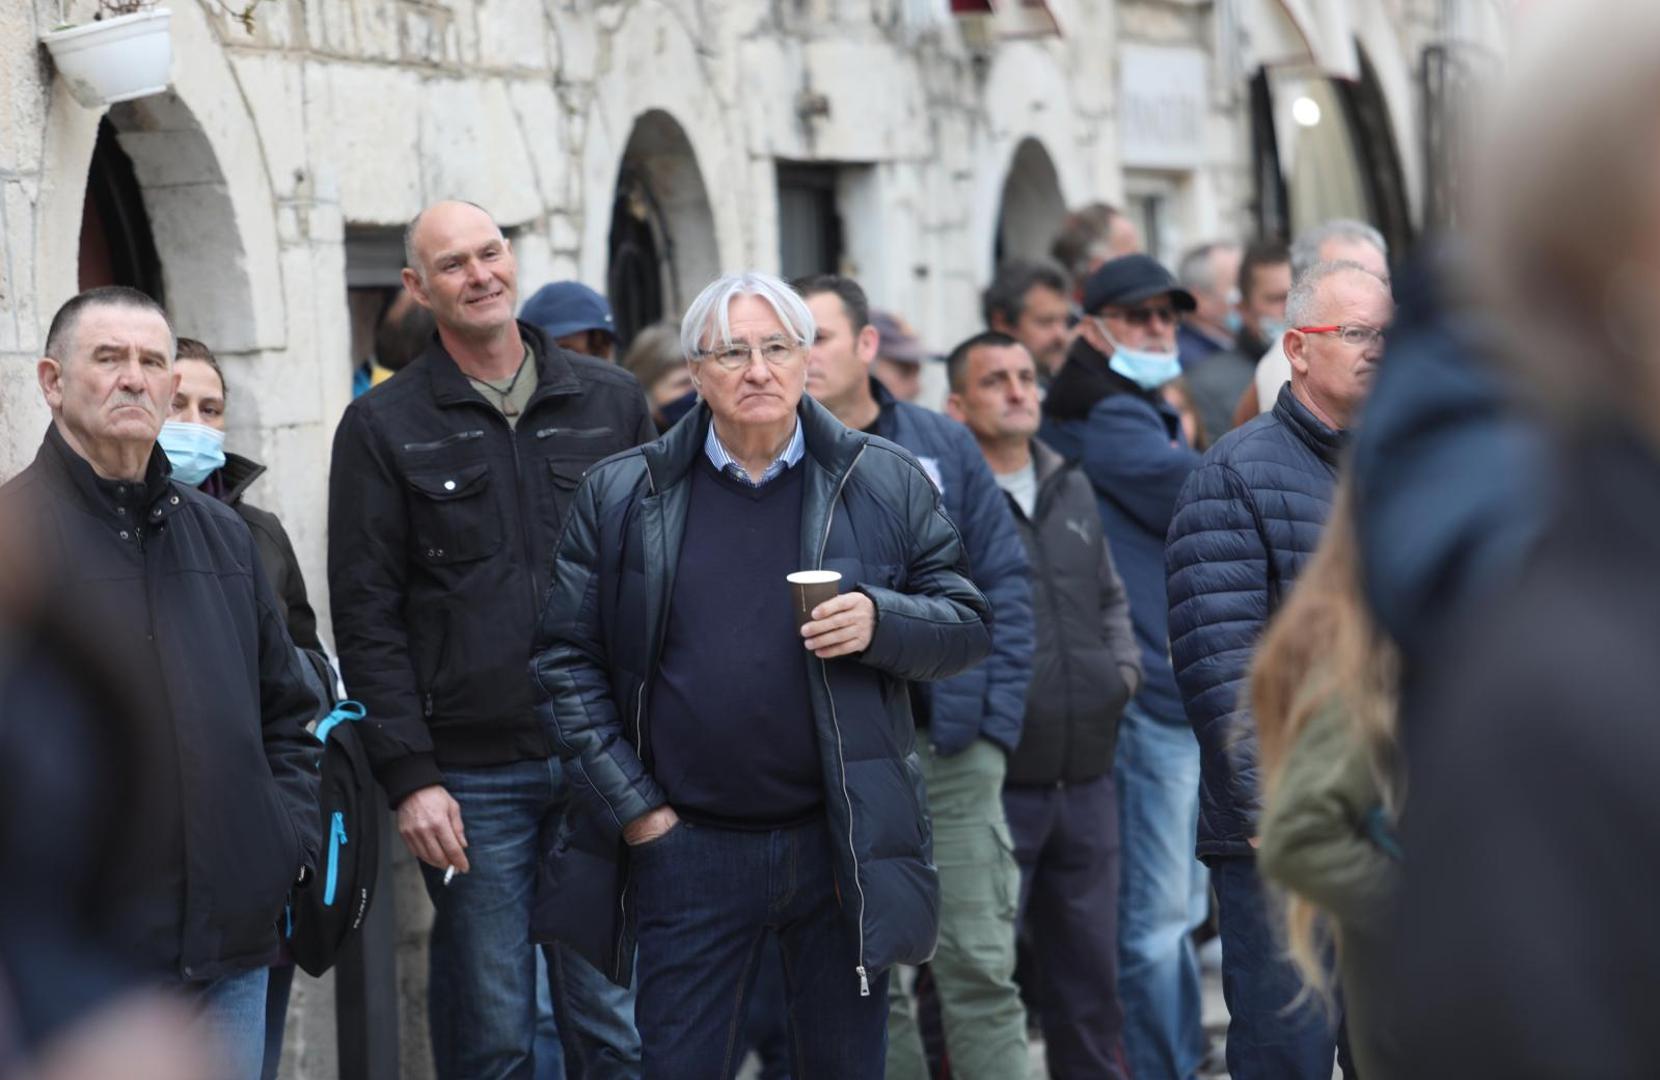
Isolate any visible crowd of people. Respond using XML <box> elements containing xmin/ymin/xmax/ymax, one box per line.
<box><xmin>13</xmin><ymin>8</ymin><xmax>1660</xmax><ymax>1076</ymax></box>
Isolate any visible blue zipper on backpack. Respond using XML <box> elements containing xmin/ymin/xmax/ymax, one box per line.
<box><xmin>324</xmin><ymin>811</ymin><xmax>348</xmax><ymax>905</ymax></box>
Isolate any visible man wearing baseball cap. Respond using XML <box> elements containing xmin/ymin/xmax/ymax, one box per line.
<box><xmin>1039</xmin><ymin>253</ymin><xmax>1210</xmax><ymax>1080</ymax></box>
<box><xmin>521</xmin><ymin>280</ymin><xmax>619</xmax><ymax>362</ymax></box>
<box><xmin>869</xmin><ymin>309</ymin><xmax>929</xmax><ymax>403</ymax></box>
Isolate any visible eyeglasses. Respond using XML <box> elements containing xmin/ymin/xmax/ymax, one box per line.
<box><xmin>1103</xmin><ymin>305</ymin><xmax>1179</xmax><ymax>329</ymax></box>
<box><xmin>1295</xmin><ymin>324</ymin><xmax>1387</xmax><ymax>349</ymax></box>
<box><xmin>698</xmin><ymin>337</ymin><xmax>803</xmax><ymax>371</ymax></box>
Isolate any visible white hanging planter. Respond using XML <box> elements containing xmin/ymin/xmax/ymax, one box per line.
<box><xmin>41</xmin><ymin>8</ymin><xmax>173</xmax><ymax>110</ymax></box>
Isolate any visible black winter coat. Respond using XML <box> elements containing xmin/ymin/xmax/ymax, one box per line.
<box><xmin>528</xmin><ymin>398</ymin><xmax>993</xmax><ymax>991</ymax></box>
<box><xmin>1004</xmin><ymin>440</ymin><xmax>1142</xmax><ymax>787</ymax></box>
<box><xmin>327</xmin><ymin>323</ymin><xmax>656</xmax><ymax>807</ymax></box>
<box><xmin>3</xmin><ymin>427</ymin><xmax>321</xmax><ymax>980</ymax></box>
<box><xmin>213</xmin><ymin>453</ymin><xmax>322</xmax><ymax>653</ymax></box>
<box><xmin>1166</xmin><ymin>385</ymin><xmax>1345</xmax><ymax>858</ymax></box>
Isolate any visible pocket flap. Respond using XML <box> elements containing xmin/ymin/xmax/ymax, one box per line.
<box><xmin>407</xmin><ymin>463</ymin><xmax>490</xmax><ymax>500</ymax></box>
<box><xmin>549</xmin><ymin>459</ymin><xmax>588</xmax><ymax>489</ymax></box>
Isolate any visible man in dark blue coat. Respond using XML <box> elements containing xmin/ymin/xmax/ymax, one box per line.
<box><xmin>1039</xmin><ymin>254</ymin><xmax>1208</xmax><ymax>1080</ymax></box>
<box><xmin>1166</xmin><ymin>260</ymin><xmax>1391</xmax><ymax>1079</ymax></box>
<box><xmin>529</xmin><ymin>270</ymin><xmax>993</xmax><ymax>1079</ymax></box>
<box><xmin>795</xmin><ymin>274</ymin><xmax>1034</xmax><ymax>1080</ymax></box>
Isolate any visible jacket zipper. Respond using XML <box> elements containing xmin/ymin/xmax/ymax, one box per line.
<box><xmin>402</xmin><ymin>429</ymin><xmax>485</xmax><ymax>453</ymax></box>
<box><xmin>815</xmin><ymin>445</ymin><xmax>872</xmax><ymax>996</ymax></box>
<box><xmin>324</xmin><ymin>810</ymin><xmax>347</xmax><ymax>905</ymax></box>
<box><xmin>535</xmin><ymin>426</ymin><xmax>613</xmax><ymax>439</ymax></box>
<box><xmin>617</xmin><ymin>466</ymin><xmax>659</xmax><ymax>983</ymax></box>
<box><xmin>1032</xmin><ymin>477</ymin><xmax>1075</xmax><ymax>784</ymax></box>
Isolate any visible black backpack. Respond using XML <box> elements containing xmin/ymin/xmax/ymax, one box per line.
<box><xmin>288</xmin><ymin>697</ymin><xmax>382</xmax><ymax>977</ymax></box>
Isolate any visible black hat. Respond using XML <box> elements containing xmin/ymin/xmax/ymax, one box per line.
<box><xmin>1080</xmin><ymin>254</ymin><xmax>1197</xmax><ymax>315</ymax></box>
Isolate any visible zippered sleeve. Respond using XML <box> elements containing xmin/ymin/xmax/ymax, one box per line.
<box><xmin>531</xmin><ymin>471</ymin><xmax>667</xmax><ymax>834</ymax></box>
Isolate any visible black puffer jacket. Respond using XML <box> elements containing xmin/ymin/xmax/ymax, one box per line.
<box><xmin>1004</xmin><ymin>439</ymin><xmax>1142</xmax><ymax>787</ymax></box>
<box><xmin>529</xmin><ymin>398</ymin><xmax>992</xmax><ymax>990</ymax></box>
<box><xmin>212</xmin><ymin>453</ymin><xmax>322</xmax><ymax>652</ymax></box>
<box><xmin>1166</xmin><ymin>384</ymin><xmax>1345</xmax><ymax>858</ymax></box>
<box><xmin>327</xmin><ymin>323</ymin><xmax>655</xmax><ymax>807</ymax></box>
<box><xmin>3</xmin><ymin>427</ymin><xmax>321</xmax><ymax>981</ymax></box>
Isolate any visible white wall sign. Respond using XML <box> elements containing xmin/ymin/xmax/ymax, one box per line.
<box><xmin>1119</xmin><ymin>44</ymin><xmax>1208</xmax><ymax>171</ymax></box>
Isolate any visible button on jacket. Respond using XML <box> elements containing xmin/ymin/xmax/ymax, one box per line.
<box><xmin>528</xmin><ymin>397</ymin><xmax>993</xmax><ymax>988</ymax></box>
<box><xmin>3</xmin><ymin>426</ymin><xmax>322</xmax><ymax>981</ymax></box>
<box><xmin>327</xmin><ymin>322</ymin><xmax>656</xmax><ymax>808</ymax></box>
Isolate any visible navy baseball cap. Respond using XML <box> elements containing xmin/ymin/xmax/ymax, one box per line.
<box><xmin>1080</xmin><ymin>254</ymin><xmax>1196</xmax><ymax>315</ymax></box>
<box><xmin>520</xmin><ymin>281</ymin><xmax>616</xmax><ymax>340</ymax></box>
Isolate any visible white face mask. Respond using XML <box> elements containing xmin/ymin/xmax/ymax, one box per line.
<box><xmin>1095</xmin><ymin>320</ymin><xmax>1182</xmax><ymax>390</ymax></box>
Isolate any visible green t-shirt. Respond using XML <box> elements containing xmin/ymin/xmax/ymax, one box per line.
<box><xmin>467</xmin><ymin>345</ymin><xmax>538</xmax><ymax>429</ymax></box>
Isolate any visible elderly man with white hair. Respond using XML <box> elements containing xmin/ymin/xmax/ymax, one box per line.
<box><xmin>530</xmin><ymin>270</ymin><xmax>994</xmax><ymax>1077</ymax></box>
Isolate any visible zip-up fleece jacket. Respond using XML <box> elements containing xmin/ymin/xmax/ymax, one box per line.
<box><xmin>528</xmin><ymin>397</ymin><xmax>993</xmax><ymax>991</ymax></box>
<box><xmin>327</xmin><ymin>322</ymin><xmax>656</xmax><ymax>807</ymax></box>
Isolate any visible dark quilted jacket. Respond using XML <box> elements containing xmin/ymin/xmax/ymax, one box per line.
<box><xmin>528</xmin><ymin>396</ymin><xmax>992</xmax><ymax>990</ymax></box>
<box><xmin>1166</xmin><ymin>384</ymin><xmax>1345</xmax><ymax>858</ymax></box>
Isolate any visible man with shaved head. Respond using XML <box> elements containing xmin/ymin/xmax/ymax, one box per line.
<box><xmin>328</xmin><ymin>200</ymin><xmax>656</xmax><ymax>1078</ymax></box>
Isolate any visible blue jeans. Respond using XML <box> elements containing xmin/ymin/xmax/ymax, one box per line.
<box><xmin>631</xmin><ymin>817</ymin><xmax>889</xmax><ymax>1079</ymax></box>
<box><xmin>1115</xmin><ymin>703</ymin><xmax>1208</xmax><ymax>1080</ymax></box>
<box><xmin>260</xmin><ymin>963</ymin><xmax>293</xmax><ymax>1079</ymax></box>
<box><xmin>1210</xmin><ymin>857</ymin><xmax>1345</xmax><ymax>1080</ymax></box>
<box><xmin>190</xmin><ymin>966</ymin><xmax>269</xmax><ymax>1080</ymax></box>
<box><xmin>423</xmin><ymin>759</ymin><xmax>640</xmax><ymax>1080</ymax></box>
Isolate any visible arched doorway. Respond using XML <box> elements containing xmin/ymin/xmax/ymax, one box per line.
<box><xmin>994</xmin><ymin>138</ymin><xmax>1066</xmax><ymax>266</ymax></box>
<box><xmin>606</xmin><ymin>111</ymin><xmax>719</xmax><ymax>348</ymax></box>
<box><xmin>79</xmin><ymin>119</ymin><xmax>164</xmax><ymax>298</ymax></box>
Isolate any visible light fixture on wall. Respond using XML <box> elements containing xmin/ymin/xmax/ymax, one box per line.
<box><xmin>1292</xmin><ymin>95</ymin><xmax>1323</xmax><ymax>127</ymax></box>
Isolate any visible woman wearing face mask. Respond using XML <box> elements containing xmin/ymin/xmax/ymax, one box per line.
<box><xmin>159</xmin><ymin>337</ymin><xmax>324</xmax><ymax>1080</ymax></box>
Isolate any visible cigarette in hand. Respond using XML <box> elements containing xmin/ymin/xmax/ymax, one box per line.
<box><xmin>443</xmin><ymin>865</ymin><xmax>457</xmax><ymax>887</ymax></box>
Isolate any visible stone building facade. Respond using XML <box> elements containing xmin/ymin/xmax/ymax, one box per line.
<box><xmin>0</xmin><ymin>0</ymin><xmax>1509</xmax><ymax>1075</ymax></box>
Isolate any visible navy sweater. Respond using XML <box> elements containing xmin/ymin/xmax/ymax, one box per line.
<box><xmin>648</xmin><ymin>457</ymin><xmax>823</xmax><ymax>826</ymax></box>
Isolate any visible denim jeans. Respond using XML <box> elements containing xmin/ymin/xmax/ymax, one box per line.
<box><xmin>1115</xmin><ymin>703</ymin><xmax>1208</xmax><ymax>1080</ymax></box>
<box><xmin>1003</xmin><ymin>773</ymin><xmax>1127</xmax><ymax>1080</ymax></box>
<box><xmin>1210</xmin><ymin>856</ymin><xmax>1346</xmax><ymax>1080</ymax></box>
<box><xmin>190</xmin><ymin>966</ymin><xmax>269</xmax><ymax>1080</ymax></box>
<box><xmin>260</xmin><ymin>963</ymin><xmax>293</xmax><ymax>1079</ymax></box>
<box><xmin>631</xmin><ymin>816</ymin><xmax>889</xmax><ymax>1079</ymax></box>
<box><xmin>423</xmin><ymin>759</ymin><xmax>640</xmax><ymax>1080</ymax></box>
<box><xmin>886</xmin><ymin>739</ymin><xmax>1027</xmax><ymax>1080</ymax></box>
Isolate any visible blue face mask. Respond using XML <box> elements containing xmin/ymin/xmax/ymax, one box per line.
<box><xmin>1097</xmin><ymin>322</ymin><xmax>1182</xmax><ymax>391</ymax></box>
<box><xmin>1257</xmin><ymin>317</ymin><xmax>1289</xmax><ymax>345</ymax></box>
<box><xmin>159</xmin><ymin>421</ymin><xmax>226</xmax><ymax>486</ymax></box>
<box><xmin>1223</xmin><ymin>310</ymin><xmax>1244</xmax><ymax>335</ymax></box>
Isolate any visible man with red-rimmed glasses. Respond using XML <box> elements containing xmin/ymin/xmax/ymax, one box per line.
<box><xmin>1165</xmin><ymin>260</ymin><xmax>1392</xmax><ymax>1080</ymax></box>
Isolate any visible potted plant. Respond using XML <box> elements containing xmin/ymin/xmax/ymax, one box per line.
<box><xmin>40</xmin><ymin>1</ymin><xmax>174</xmax><ymax>109</ymax></box>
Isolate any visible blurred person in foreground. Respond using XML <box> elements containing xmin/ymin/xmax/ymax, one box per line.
<box><xmin>1166</xmin><ymin>261</ymin><xmax>1389</xmax><ymax>1078</ymax></box>
<box><xmin>161</xmin><ymin>336</ymin><xmax>331</xmax><ymax>1079</ymax></box>
<box><xmin>1051</xmin><ymin>202</ymin><xmax>1143</xmax><ymax>295</ymax></box>
<box><xmin>522</xmin><ymin>281</ymin><xmax>620</xmax><ymax>361</ymax></box>
<box><xmin>1175</xmin><ymin>241</ymin><xmax>1242</xmax><ymax>372</ymax></box>
<box><xmin>1</xmin><ymin>286</ymin><xmax>322</xmax><ymax>1078</ymax></box>
<box><xmin>947</xmin><ymin>331</ymin><xmax>1140</xmax><ymax>1079</ymax></box>
<box><xmin>1387</xmin><ymin>5</ymin><xmax>1660</xmax><ymax>1074</ymax></box>
<box><xmin>1253</xmin><ymin>485</ymin><xmax>1404</xmax><ymax>1079</ymax></box>
<box><xmin>1233</xmin><ymin>222</ymin><xmax>1389</xmax><ymax>426</ymax></box>
<box><xmin>529</xmin><ymin>269</ymin><xmax>993</xmax><ymax>1077</ymax></box>
<box><xmin>869</xmin><ymin>309</ymin><xmax>928</xmax><ymax>402</ymax></box>
<box><xmin>1186</xmin><ymin>241</ymin><xmax>1290</xmax><ymax>445</ymax></box>
<box><xmin>328</xmin><ymin>201</ymin><xmax>654</xmax><ymax>1079</ymax></box>
<box><xmin>620</xmin><ymin>321</ymin><xmax>697</xmax><ymax>431</ymax></box>
<box><xmin>1039</xmin><ymin>254</ymin><xmax>1208</xmax><ymax>1079</ymax></box>
<box><xmin>983</xmin><ymin>259</ymin><xmax>1074</xmax><ymax>382</ymax></box>
<box><xmin>795</xmin><ymin>274</ymin><xmax>1034</xmax><ymax>1080</ymax></box>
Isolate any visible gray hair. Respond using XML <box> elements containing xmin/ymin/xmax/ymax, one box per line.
<box><xmin>679</xmin><ymin>271</ymin><xmax>816</xmax><ymax>360</ymax></box>
<box><xmin>1290</xmin><ymin>219</ymin><xmax>1387</xmax><ymax>278</ymax></box>
<box><xmin>1285</xmin><ymin>260</ymin><xmax>1386</xmax><ymax>327</ymax></box>
<box><xmin>1178</xmin><ymin>242</ymin><xmax>1242</xmax><ymax>294</ymax></box>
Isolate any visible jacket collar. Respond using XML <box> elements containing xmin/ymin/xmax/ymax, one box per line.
<box><xmin>1042</xmin><ymin>337</ymin><xmax>1163</xmax><ymax>423</ymax></box>
<box><xmin>641</xmin><ymin>394</ymin><xmax>865</xmax><ymax>494</ymax></box>
<box><xmin>214</xmin><ymin>452</ymin><xmax>266</xmax><ymax>505</ymax></box>
<box><xmin>424</xmin><ymin>320</ymin><xmax>584</xmax><ymax>410</ymax></box>
<box><xmin>1272</xmin><ymin>383</ymin><xmax>1348</xmax><ymax>468</ymax></box>
<box><xmin>36</xmin><ymin>423</ymin><xmax>176</xmax><ymax>526</ymax></box>
<box><xmin>1030</xmin><ymin>437</ymin><xmax>1068</xmax><ymax>488</ymax></box>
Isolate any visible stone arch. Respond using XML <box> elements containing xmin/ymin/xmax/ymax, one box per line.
<box><xmin>605</xmin><ymin>110</ymin><xmax>721</xmax><ymax>346</ymax></box>
<box><xmin>35</xmin><ymin>0</ymin><xmax>286</xmax><ymax>355</ymax></box>
<box><xmin>995</xmin><ymin>137</ymin><xmax>1068</xmax><ymax>265</ymax></box>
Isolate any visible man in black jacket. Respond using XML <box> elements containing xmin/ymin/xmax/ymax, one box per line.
<box><xmin>1166</xmin><ymin>261</ymin><xmax>1391</xmax><ymax>1079</ymax></box>
<box><xmin>529</xmin><ymin>270</ymin><xmax>993</xmax><ymax>1078</ymax></box>
<box><xmin>3</xmin><ymin>286</ymin><xmax>321</xmax><ymax>1078</ymax></box>
<box><xmin>327</xmin><ymin>200</ymin><xmax>656</xmax><ymax>1078</ymax></box>
<box><xmin>948</xmin><ymin>331</ymin><xmax>1141</xmax><ymax>1079</ymax></box>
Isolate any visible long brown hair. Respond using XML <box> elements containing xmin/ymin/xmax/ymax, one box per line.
<box><xmin>1251</xmin><ymin>482</ymin><xmax>1399</xmax><ymax>998</ymax></box>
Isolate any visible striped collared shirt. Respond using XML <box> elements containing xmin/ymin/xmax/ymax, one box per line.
<box><xmin>703</xmin><ymin>419</ymin><xmax>805</xmax><ymax>487</ymax></box>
